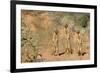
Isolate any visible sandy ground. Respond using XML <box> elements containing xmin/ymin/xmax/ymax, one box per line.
<box><xmin>37</xmin><ymin>48</ymin><xmax>90</xmax><ymax>62</ymax></box>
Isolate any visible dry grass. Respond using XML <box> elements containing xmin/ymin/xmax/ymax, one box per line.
<box><xmin>21</xmin><ymin>10</ymin><xmax>90</xmax><ymax>63</ymax></box>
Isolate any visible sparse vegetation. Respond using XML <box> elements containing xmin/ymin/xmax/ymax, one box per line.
<box><xmin>21</xmin><ymin>10</ymin><xmax>90</xmax><ymax>63</ymax></box>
